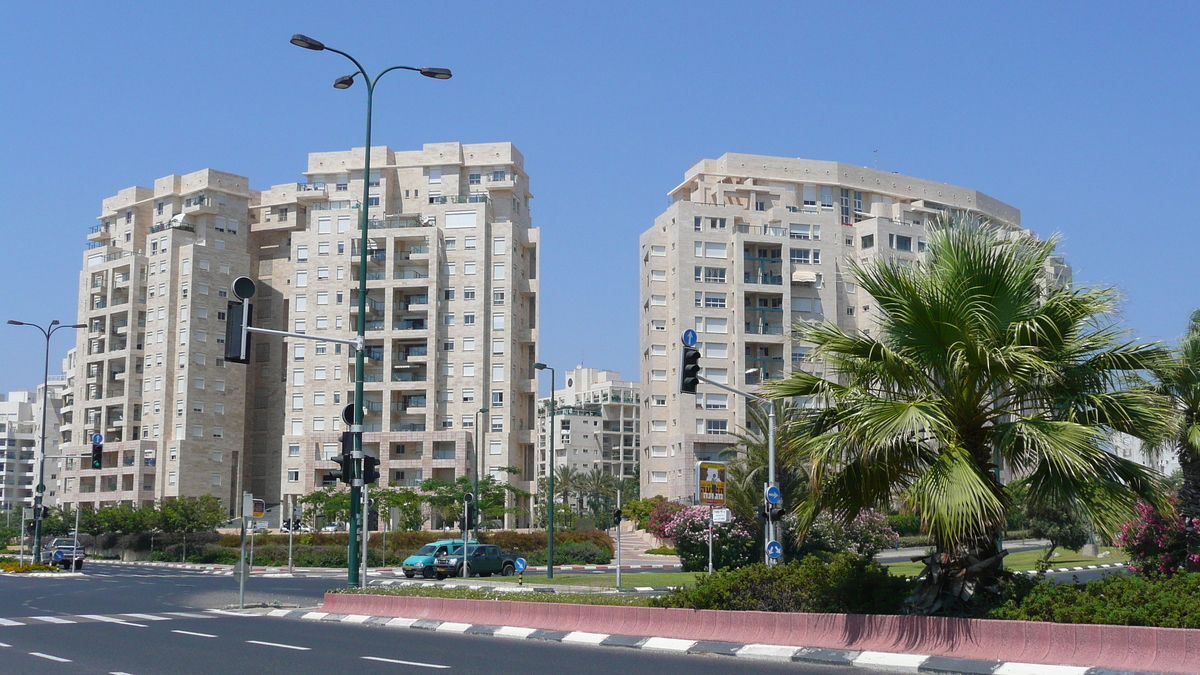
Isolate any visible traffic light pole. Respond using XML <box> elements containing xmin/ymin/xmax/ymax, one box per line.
<box><xmin>695</xmin><ymin>375</ymin><xmax>778</xmax><ymax>565</ymax></box>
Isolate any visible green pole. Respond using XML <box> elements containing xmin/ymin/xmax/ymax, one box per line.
<box><xmin>474</xmin><ymin>407</ymin><xmax>487</xmax><ymax>543</ymax></box>
<box><xmin>547</xmin><ymin>367</ymin><xmax>555</xmax><ymax>579</ymax></box>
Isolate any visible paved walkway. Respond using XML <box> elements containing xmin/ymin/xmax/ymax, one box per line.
<box><xmin>608</xmin><ymin>525</ymin><xmax>680</xmax><ymax>566</ymax></box>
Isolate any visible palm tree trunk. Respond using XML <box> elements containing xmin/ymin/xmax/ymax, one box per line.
<box><xmin>1179</xmin><ymin>446</ymin><xmax>1200</xmax><ymax>522</ymax></box>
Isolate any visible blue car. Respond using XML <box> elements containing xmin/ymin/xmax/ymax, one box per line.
<box><xmin>402</xmin><ymin>539</ymin><xmax>475</xmax><ymax>578</ymax></box>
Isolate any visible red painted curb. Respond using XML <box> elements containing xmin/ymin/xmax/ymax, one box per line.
<box><xmin>321</xmin><ymin>592</ymin><xmax>1200</xmax><ymax>673</ymax></box>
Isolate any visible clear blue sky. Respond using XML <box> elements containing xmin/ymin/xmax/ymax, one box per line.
<box><xmin>1</xmin><ymin>1</ymin><xmax>1197</xmax><ymax>393</ymax></box>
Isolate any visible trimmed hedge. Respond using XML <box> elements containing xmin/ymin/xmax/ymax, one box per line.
<box><xmin>652</xmin><ymin>553</ymin><xmax>912</xmax><ymax>614</ymax></box>
<box><xmin>990</xmin><ymin>572</ymin><xmax>1200</xmax><ymax>628</ymax></box>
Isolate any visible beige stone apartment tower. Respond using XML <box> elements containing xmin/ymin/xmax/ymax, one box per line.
<box><xmin>59</xmin><ymin>170</ymin><xmax>260</xmax><ymax>514</ymax></box>
<box><xmin>259</xmin><ymin>142</ymin><xmax>539</xmax><ymax>528</ymax></box>
<box><xmin>535</xmin><ymin>367</ymin><xmax>640</xmax><ymax>490</ymax></box>
<box><xmin>638</xmin><ymin>154</ymin><xmax>1067</xmax><ymax>501</ymax></box>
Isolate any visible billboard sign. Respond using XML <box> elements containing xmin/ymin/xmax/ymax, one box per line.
<box><xmin>695</xmin><ymin>461</ymin><xmax>727</xmax><ymax>506</ymax></box>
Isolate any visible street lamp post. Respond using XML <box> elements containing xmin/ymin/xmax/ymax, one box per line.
<box><xmin>473</xmin><ymin>406</ymin><xmax>488</xmax><ymax>542</ymax></box>
<box><xmin>291</xmin><ymin>33</ymin><xmax>450</xmax><ymax>589</ymax></box>
<box><xmin>533</xmin><ymin>363</ymin><xmax>555</xmax><ymax>579</ymax></box>
<box><xmin>7</xmin><ymin>319</ymin><xmax>85</xmax><ymax>563</ymax></box>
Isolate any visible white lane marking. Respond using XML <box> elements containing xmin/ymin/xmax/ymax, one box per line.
<box><xmin>122</xmin><ymin>613</ymin><xmax>171</xmax><ymax>621</ymax></box>
<box><xmin>385</xmin><ymin>617</ymin><xmax>418</xmax><ymax>628</ymax></box>
<box><xmin>30</xmin><ymin>616</ymin><xmax>76</xmax><ymax>624</ymax></box>
<box><xmin>0</xmin><ymin>618</ymin><xmax>25</xmax><ymax>627</ymax></box>
<box><xmin>29</xmin><ymin>652</ymin><xmax>72</xmax><ymax>663</ymax></box>
<box><xmin>163</xmin><ymin>612</ymin><xmax>214</xmax><ymax>619</ymax></box>
<box><xmin>267</xmin><ymin>609</ymin><xmax>292</xmax><ymax>617</ymax></box>
<box><xmin>111</xmin><ymin>672</ymin><xmax>136</xmax><ymax>675</ymax></box>
<box><xmin>362</xmin><ymin>656</ymin><xmax>450</xmax><ymax>669</ymax></box>
<box><xmin>493</xmin><ymin>626</ymin><xmax>536</xmax><ymax>639</ymax></box>
<box><xmin>342</xmin><ymin>614</ymin><xmax>371</xmax><ymax>623</ymax></box>
<box><xmin>77</xmin><ymin>615</ymin><xmax>146</xmax><ymax>627</ymax></box>
<box><xmin>434</xmin><ymin>622</ymin><xmax>471</xmax><ymax>633</ymax></box>
<box><xmin>172</xmin><ymin>629</ymin><xmax>217</xmax><ymax>638</ymax></box>
<box><xmin>0</xmin><ymin>642</ymin><xmax>10</xmax><ymax>647</ymax></box>
<box><xmin>300</xmin><ymin>612</ymin><xmax>328</xmax><ymax>620</ymax></box>
<box><xmin>736</xmin><ymin>644</ymin><xmax>799</xmax><ymax>660</ymax></box>
<box><xmin>562</xmin><ymin>631</ymin><xmax>609</xmax><ymax>645</ymax></box>
<box><xmin>246</xmin><ymin>640</ymin><xmax>311</xmax><ymax>651</ymax></box>
<box><xmin>641</xmin><ymin>637</ymin><xmax>696</xmax><ymax>652</ymax></box>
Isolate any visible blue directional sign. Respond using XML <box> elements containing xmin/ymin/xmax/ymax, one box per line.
<box><xmin>766</xmin><ymin>540</ymin><xmax>783</xmax><ymax>559</ymax></box>
<box><xmin>91</xmin><ymin>433</ymin><xmax>103</xmax><ymax>445</ymax></box>
<box><xmin>765</xmin><ymin>486</ymin><xmax>782</xmax><ymax>505</ymax></box>
<box><xmin>52</xmin><ymin>549</ymin><xmax>65</xmax><ymax>562</ymax></box>
<box><xmin>681</xmin><ymin>329</ymin><xmax>697</xmax><ymax>348</ymax></box>
<box><xmin>514</xmin><ymin>557</ymin><xmax>527</xmax><ymax>573</ymax></box>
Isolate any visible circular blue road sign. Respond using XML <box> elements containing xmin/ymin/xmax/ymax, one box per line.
<box><xmin>766</xmin><ymin>486</ymin><xmax>782</xmax><ymax>505</ymax></box>
<box><xmin>681</xmin><ymin>329</ymin><xmax>697</xmax><ymax>348</ymax></box>
<box><xmin>767</xmin><ymin>541</ymin><xmax>783</xmax><ymax>559</ymax></box>
<box><xmin>52</xmin><ymin>549</ymin><xmax>65</xmax><ymax>562</ymax></box>
<box><xmin>514</xmin><ymin>557</ymin><xmax>527</xmax><ymax>573</ymax></box>
<box><xmin>92</xmin><ymin>433</ymin><xmax>103</xmax><ymax>445</ymax></box>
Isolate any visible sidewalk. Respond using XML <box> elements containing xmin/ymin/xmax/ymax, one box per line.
<box><xmin>874</xmin><ymin>538</ymin><xmax>1051</xmax><ymax>563</ymax></box>
<box><xmin>88</xmin><ymin>558</ymin><xmax>679</xmax><ymax>575</ymax></box>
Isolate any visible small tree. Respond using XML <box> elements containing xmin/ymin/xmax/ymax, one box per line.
<box><xmin>158</xmin><ymin>496</ymin><xmax>226</xmax><ymax>561</ymax></box>
<box><xmin>374</xmin><ymin>486</ymin><xmax>425</xmax><ymax>531</ymax></box>
<box><xmin>298</xmin><ymin>487</ymin><xmax>352</xmax><ymax>527</ymax></box>
<box><xmin>1025</xmin><ymin>502</ymin><xmax>1090</xmax><ymax>563</ymax></box>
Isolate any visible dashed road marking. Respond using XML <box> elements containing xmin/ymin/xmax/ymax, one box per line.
<box><xmin>0</xmin><ymin>618</ymin><xmax>25</xmax><ymax>627</ymax></box>
<box><xmin>123</xmin><ymin>613</ymin><xmax>171</xmax><ymax>621</ymax></box>
<box><xmin>29</xmin><ymin>652</ymin><xmax>72</xmax><ymax>662</ymax></box>
<box><xmin>30</xmin><ymin>616</ymin><xmax>75</xmax><ymax>624</ymax></box>
<box><xmin>362</xmin><ymin>656</ymin><xmax>450</xmax><ymax>669</ymax></box>
<box><xmin>247</xmin><ymin>640</ymin><xmax>310</xmax><ymax>651</ymax></box>
<box><xmin>172</xmin><ymin>629</ymin><xmax>217</xmax><ymax>638</ymax></box>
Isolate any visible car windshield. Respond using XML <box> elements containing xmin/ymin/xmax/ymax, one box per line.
<box><xmin>415</xmin><ymin>545</ymin><xmax>437</xmax><ymax>555</ymax></box>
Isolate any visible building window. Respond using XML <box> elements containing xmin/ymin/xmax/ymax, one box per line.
<box><xmin>491</xmin><ymin>416</ymin><xmax>503</xmax><ymax>433</ymax></box>
<box><xmin>860</xmin><ymin>234</ymin><xmax>874</xmax><ymax>249</ymax></box>
<box><xmin>287</xmin><ymin>469</ymin><xmax>299</xmax><ymax>483</ymax></box>
<box><xmin>492</xmin><ymin>364</ymin><xmax>505</xmax><ymax>381</ymax></box>
<box><xmin>463</xmin><ymin>286</ymin><xmax>476</xmax><ymax>300</ymax></box>
<box><xmin>491</xmin><ymin>391</ymin><xmax>504</xmax><ymax>407</ymax></box>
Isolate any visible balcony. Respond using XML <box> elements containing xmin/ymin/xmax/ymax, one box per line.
<box><xmin>744</xmin><ymin>273</ymin><xmax>783</xmax><ymax>285</ymax></box>
<box><xmin>734</xmin><ymin>224</ymin><xmax>787</xmax><ymax>237</ymax></box>
<box><xmin>428</xmin><ymin>195</ymin><xmax>489</xmax><ymax>204</ymax></box>
<box><xmin>744</xmin><ymin>324</ymin><xmax>784</xmax><ymax>335</ymax></box>
<box><xmin>394</xmin><ymin>269</ymin><xmax>429</xmax><ymax>281</ymax></box>
<box><xmin>393</xmin><ymin>319</ymin><xmax>427</xmax><ymax>331</ymax></box>
<box><xmin>148</xmin><ymin>221</ymin><xmax>196</xmax><ymax>234</ymax></box>
<box><xmin>391</xmin><ymin>372</ymin><xmax>427</xmax><ymax>383</ymax></box>
<box><xmin>390</xmin><ymin>423</ymin><xmax>427</xmax><ymax>432</ymax></box>
<box><xmin>367</xmin><ymin>215</ymin><xmax>428</xmax><ymax>230</ymax></box>
<box><xmin>87</xmin><ymin>223</ymin><xmax>111</xmax><ymax>241</ymax></box>
<box><xmin>295</xmin><ymin>183</ymin><xmax>328</xmax><ymax>199</ymax></box>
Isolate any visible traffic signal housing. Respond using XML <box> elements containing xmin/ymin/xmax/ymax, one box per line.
<box><xmin>613</xmin><ymin>508</ymin><xmax>623</xmax><ymax>522</ymax></box>
<box><xmin>223</xmin><ymin>301</ymin><xmax>252</xmax><ymax>363</ymax></box>
<box><xmin>755</xmin><ymin>505</ymin><xmax>785</xmax><ymax>522</ymax></box>
<box><xmin>328</xmin><ymin>452</ymin><xmax>352</xmax><ymax>485</ymax></box>
<box><xmin>90</xmin><ymin>441</ymin><xmax>103</xmax><ymax>469</ymax></box>
<box><xmin>680</xmin><ymin>345</ymin><xmax>701</xmax><ymax>394</ymax></box>
<box><xmin>361</xmin><ymin>454</ymin><xmax>380</xmax><ymax>485</ymax></box>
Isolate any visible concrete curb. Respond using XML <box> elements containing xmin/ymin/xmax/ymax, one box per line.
<box><xmin>90</xmin><ymin>559</ymin><xmax>680</xmax><ymax>574</ymax></box>
<box><xmin>260</xmin><ymin>607</ymin><xmax>1174</xmax><ymax>675</ymax></box>
<box><xmin>319</xmin><ymin>592</ymin><xmax>1200</xmax><ymax>674</ymax></box>
<box><xmin>369</xmin><ymin>579</ymin><xmax>677</xmax><ymax>594</ymax></box>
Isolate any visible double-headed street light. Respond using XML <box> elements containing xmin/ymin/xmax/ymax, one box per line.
<box><xmin>7</xmin><ymin>319</ymin><xmax>85</xmax><ymax>563</ymax></box>
<box><xmin>291</xmin><ymin>33</ymin><xmax>450</xmax><ymax>589</ymax></box>
<box><xmin>533</xmin><ymin>363</ymin><xmax>555</xmax><ymax>578</ymax></box>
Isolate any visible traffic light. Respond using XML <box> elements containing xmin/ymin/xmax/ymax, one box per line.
<box><xmin>755</xmin><ymin>504</ymin><xmax>767</xmax><ymax>524</ymax></box>
<box><xmin>768</xmin><ymin>507</ymin><xmax>785</xmax><ymax>521</ymax></box>
<box><xmin>755</xmin><ymin>505</ymin><xmax>785</xmax><ymax>522</ymax></box>
<box><xmin>680</xmin><ymin>345</ymin><xmax>702</xmax><ymax>394</ymax></box>
<box><xmin>361</xmin><ymin>454</ymin><xmax>380</xmax><ymax>485</ymax></box>
<box><xmin>613</xmin><ymin>508</ymin><xmax>623</xmax><ymax>522</ymax></box>
<box><xmin>329</xmin><ymin>452</ymin><xmax>352</xmax><ymax>485</ymax></box>
<box><xmin>90</xmin><ymin>441</ymin><xmax>103</xmax><ymax>469</ymax></box>
<box><xmin>223</xmin><ymin>301</ymin><xmax>252</xmax><ymax>363</ymax></box>
<box><xmin>464</xmin><ymin>503</ymin><xmax>477</xmax><ymax>529</ymax></box>
<box><xmin>341</xmin><ymin>430</ymin><xmax>355</xmax><ymax>455</ymax></box>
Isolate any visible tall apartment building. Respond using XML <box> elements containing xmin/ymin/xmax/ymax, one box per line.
<box><xmin>59</xmin><ymin>170</ymin><xmax>259</xmax><ymax>513</ymax></box>
<box><xmin>639</xmin><ymin>154</ymin><xmax>1069</xmax><ymax>501</ymax></box>
<box><xmin>255</xmin><ymin>142</ymin><xmax>539</xmax><ymax>528</ymax></box>
<box><xmin>57</xmin><ymin>143</ymin><xmax>539</xmax><ymax>526</ymax></box>
<box><xmin>535</xmin><ymin>367</ymin><xmax>640</xmax><ymax>490</ymax></box>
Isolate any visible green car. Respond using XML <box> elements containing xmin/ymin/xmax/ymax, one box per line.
<box><xmin>401</xmin><ymin>539</ymin><xmax>473</xmax><ymax>579</ymax></box>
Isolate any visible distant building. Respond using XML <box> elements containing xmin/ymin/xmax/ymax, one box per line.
<box><xmin>1</xmin><ymin>384</ymin><xmax>65</xmax><ymax>520</ymax></box>
<box><xmin>536</xmin><ymin>367</ymin><xmax>640</xmax><ymax>492</ymax></box>
<box><xmin>1110</xmin><ymin>432</ymin><xmax>1179</xmax><ymax>477</ymax></box>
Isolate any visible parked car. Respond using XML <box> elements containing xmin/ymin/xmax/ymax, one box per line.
<box><xmin>43</xmin><ymin>538</ymin><xmax>85</xmax><ymax>570</ymax></box>
<box><xmin>401</xmin><ymin>539</ymin><xmax>472</xmax><ymax>579</ymax></box>
<box><xmin>432</xmin><ymin>544</ymin><xmax>518</xmax><ymax>580</ymax></box>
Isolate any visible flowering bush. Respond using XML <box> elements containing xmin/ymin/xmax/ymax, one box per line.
<box><xmin>645</xmin><ymin>499</ymin><xmax>686</xmax><ymax>540</ymax></box>
<box><xmin>663</xmin><ymin>506</ymin><xmax>757</xmax><ymax>572</ymax></box>
<box><xmin>1117</xmin><ymin>499</ymin><xmax>1199</xmax><ymax>575</ymax></box>
<box><xmin>792</xmin><ymin>510</ymin><xmax>900</xmax><ymax>559</ymax></box>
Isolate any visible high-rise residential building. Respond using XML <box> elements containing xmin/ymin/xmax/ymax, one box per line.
<box><xmin>59</xmin><ymin>170</ymin><xmax>259</xmax><ymax>513</ymax></box>
<box><xmin>261</xmin><ymin>143</ymin><xmax>539</xmax><ymax>528</ymax></box>
<box><xmin>1</xmin><ymin>382</ymin><xmax>67</xmax><ymax>522</ymax></box>
<box><xmin>535</xmin><ymin>367</ymin><xmax>640</xmax><ymax>491</ymax></box>
<box><xmin>56</xmin><ymin>142</ymin><xmax>539</xmax><ymax>525</ymax></box>
<box><xmin>638</xmin><ymin>153</ymin><xmax>1069</xmax><ymax>501</ymax></box>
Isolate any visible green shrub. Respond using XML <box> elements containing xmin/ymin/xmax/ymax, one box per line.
<box><xmin>520</xmin><ymin>542</ymin><xmax>609</xmax><ymax>566</ymax></box>
<box><xmin>887</xmin><ymin>514</ymin><xmax>922</xmax><ymax>537</ymax></box>
<box><xmin>483</xmin><ymin>530</ymin><xmax>613</xmax><ymax>557</ymax></box>
<box><xmin>645</xmin><ymin>547</ymin><xmax>676</xmax><ymax>555</ymax></box>
<box><xmin>990</xmin><ymin>572</ymin><xmax>1200</xmax><ymax>628</ymax></box>
<box><xmin>652</xmin><ymin>553</ymin><xmax>912</xmax><ymax>614</ymax></box>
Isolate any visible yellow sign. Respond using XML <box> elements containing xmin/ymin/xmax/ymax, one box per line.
<box><xmin>696</xmin><ymin>461</ymin><xmax>726</xmax><ymax>506</ymax></box>
<box><xmin>252</xmin><ymin>499</ymin><xmax>266</xmax><ymax>519</ymax></box>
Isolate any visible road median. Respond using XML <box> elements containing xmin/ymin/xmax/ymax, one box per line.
<box><xmin>320</xmin><ymin>590</ymin><xmax>1199</xmax><ymax>674</ymax></box>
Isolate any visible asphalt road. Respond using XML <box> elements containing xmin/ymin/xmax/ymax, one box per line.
<box><xmin>0</xmin><ymin>564</ymin><xmax>892</xmax><ymax>675</ymax></box>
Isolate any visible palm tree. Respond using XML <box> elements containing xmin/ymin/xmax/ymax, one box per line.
<box><xmin>767</xmin><ymin>216</ymin><xmax>1170</xmax><ymax>610</ymax></box>
<box><xmin>581</xmin><ymin>466</ymin><xmax>616</xmax><ymax>517</ymax></box>
<box><xmin>554</xmin><ymin>465</ymin><xmax>581</xmax><ymax>511</ymax></box>
<box><xmin>725</xmin><ymin>400</ymin><xmax>808</xmax><ymax>523</ymax></box>
<box><xmin>1151</xmin><ymin>310</ymin><xmax>1200</xmax><ymax>521</ymax></box>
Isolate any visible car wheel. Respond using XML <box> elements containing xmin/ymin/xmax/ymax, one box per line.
<box><xmin>501</xmin><ymin>564</ymin><xmax>515</xmax><ymax>577</ymax></box>
<box><xmin>73</xmin><ymin>560</ymin><xmax>83</xmax><ymax>571</ymax></box>
<box><xmin>404</xmin><ymin>572</ymin><xmax>415</xmax><ymax>578</ymax></box>
<box><xmin>422</xmin><ymin>567</ymin><xmax>436</xmax><ymax>579</ymax></box>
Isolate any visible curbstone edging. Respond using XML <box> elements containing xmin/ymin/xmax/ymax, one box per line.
<box><xmin>255</xmin><ymin>608</ymin><xmax>1176</xmax><ymax>675</ymax></box>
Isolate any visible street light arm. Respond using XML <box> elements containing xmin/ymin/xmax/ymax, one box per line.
<box><xmin>323</xmin><ymin>46</ymin><xmax>371</xmax><ymax>84</ymax></box>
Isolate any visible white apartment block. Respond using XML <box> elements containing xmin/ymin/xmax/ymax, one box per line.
<box><xmin>536</xmin><ymin>367</ymin><xmax>640</xmax><ymax>489</ymax></box>
<box><xmin>57</xmin><ymin>143</ymin><xmax>539</xmax><ymax>526</ymax></box>
<box><xmin>0</xmin><ymin>389</ymin><xmax>64</xmax><ymax>520</ymax></box>
<box><xmin>639</xmin><ymin>153</ymin><xmax>1068</xmax><ymax>501</ymax></box>
<box><xmin>258</xmin><ymin>142</ymin><xmax>539</xmax><ymax>528</ymax></box>
<box><xmin>59</xmin><ymin>170</ymin><xmax>258</xmax><ymax>513</ymax></box>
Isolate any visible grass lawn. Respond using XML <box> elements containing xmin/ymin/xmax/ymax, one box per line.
<box><xmin>519</xmin><ymin>571</ymin><xmax>702</xmax><ymax>589</ymax></box>
<box><xmin>884</xmin><ymin>546</ymin><xmax>1129</xmax><ymax>577</ymax></box>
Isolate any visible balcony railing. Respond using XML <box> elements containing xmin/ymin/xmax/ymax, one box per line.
<box><xmin>428</xmin><ymin>195</ymin><xmax>489</xmax><ymax>204</ymax></box>
<box><xmin>367</xmin><ymin>216</ymin><xmax>428</xmax><ymax>230</ymax></box>
<box><xmin>391</xmin><ymin>423</ymin><xmax>426</xmax><ymax>432</ymax></box>
<box><xmin>744</xmin><ymin>324</ymin><xmax>784</xmax><ymax>335</ymax></box>
<box><xmin>744</xmin><ymin>273</ymin><xmax>783</xmax><ymax>285</ymax></box>
<box><xmin>394</xmin><ymin>270</ymin><xmax>429</xmax><ymax>280</ymax></box>
<box><xmin>391</xmin><ymin>373</ymin><xmax>427</xmax><ymax>383</ymax></box>
<box><xmin>148</xmin><ymin>221</ymin><xmax>195</xmax><ymax>234</ymax></box>
<box><xmin>734</xmin><ymin>224</ymin><xmax>788</xmax><ymax>236</ymax></box>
